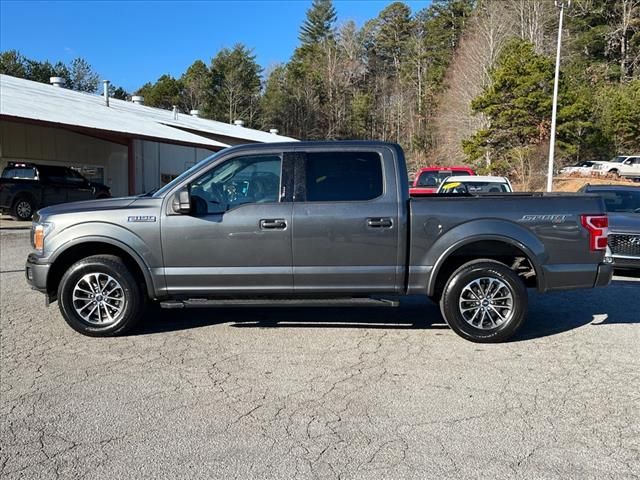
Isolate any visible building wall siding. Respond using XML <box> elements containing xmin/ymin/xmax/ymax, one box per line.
<box><xmin>133</xmin><ymin>139</ymin><xmax>215</xmax><ymax>194</ymax></box>
<box><xmin>0</xmin><ymin>120</ymin><xmax>129</xmax><ymax>197</ymax></box>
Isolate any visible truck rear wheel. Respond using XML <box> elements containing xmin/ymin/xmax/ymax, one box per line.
<box><xmin>57</xmin><ymin>255</ymin><xmax>144</xmax><ymax>337</ymax></box>
<box><xmin>439</xmin><ymin>259</ymin><xmax>527</xmax><ymax>343</ymax></box>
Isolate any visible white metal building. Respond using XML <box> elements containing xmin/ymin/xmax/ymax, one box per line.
<box><xmin>0</xmin><ymin>74</ymin><xmax>296</xmax><ymax>196</ymax></box>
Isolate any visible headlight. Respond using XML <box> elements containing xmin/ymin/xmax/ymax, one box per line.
<box><xmin>33</xmin><ymin>222</ymin><xmax>53</xmax><ymax>253</ymax></box>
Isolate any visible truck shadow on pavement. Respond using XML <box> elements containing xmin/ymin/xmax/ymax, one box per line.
<box><xmin>514</xmin><ymin>278</ymin><xmax>640</xmax><ymax>341</ymax></box>
<box><xmin>134</xmin><ymin>278</ymin><xmax>639</xmax><ymax>341</ymax></box>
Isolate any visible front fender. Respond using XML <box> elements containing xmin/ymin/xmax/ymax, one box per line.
<box><xmin>45</xmin><ymin>222</ymin><xmax>163</xmax><ymax>298</ymax></box>
<box><xmin>416</xmin><ymin>219</ymin><xmax>547</xmax><ymax>296</ymax></box>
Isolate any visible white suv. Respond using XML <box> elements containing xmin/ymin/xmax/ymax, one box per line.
<box><xmin>593</xmin><ymin>155</ymin><xmax>640</xmax><ymax>178</ymax></box>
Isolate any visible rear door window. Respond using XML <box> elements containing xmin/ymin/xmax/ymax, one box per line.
<box><xmin>38</xmin><ymin>166</ymin><xmax>69</xmax><ymax>183</ymax></box>
<box><xmin>303</xmin><ymin>152</ymin><xmax>383</xmax><ymax>202</ymax></box>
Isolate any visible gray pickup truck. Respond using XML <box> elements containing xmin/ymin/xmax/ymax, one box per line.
<box><xmin>26</xmin><ymin>141</ymin><xmax>613</xmax><ymax>342</ymax></box>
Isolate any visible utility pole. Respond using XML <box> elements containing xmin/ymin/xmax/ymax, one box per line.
<box><xmin>546</xmin><ymin>0</ymin><xmax>570</xmax><ymax>192</ymax></box>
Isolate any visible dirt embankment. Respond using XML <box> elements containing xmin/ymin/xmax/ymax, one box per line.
<box><xmin>551</xmin><ymin>175</ymin><xmax>637</xmax><ymax>192</ymax></box>
<box><xmin>512</xmin><ymin>175</ymin><xmax>637</xmax><ymax>192</ymax></box>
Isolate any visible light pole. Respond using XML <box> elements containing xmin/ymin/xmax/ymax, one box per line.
<box><xmin>546</xmin><ymin>0</ymin><xmax>570</xmax><ymax>192</ymax></box>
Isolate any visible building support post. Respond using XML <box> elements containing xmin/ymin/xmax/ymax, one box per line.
<box><xmin>128</xmin><ymin>138</ymin><xmax>136</xmax><ymax>195</ymax></box>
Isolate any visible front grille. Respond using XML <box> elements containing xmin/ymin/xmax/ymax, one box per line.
<box><xmin>609</xmin><ymin>234</ymin><xmax>640</xmax><ymax>257</ymax></box>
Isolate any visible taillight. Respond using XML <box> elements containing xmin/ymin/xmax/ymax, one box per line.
<box><xmin>580</xmin><ymin>214</ymin><xmax>608</xmax><ymax>251</ymax></box>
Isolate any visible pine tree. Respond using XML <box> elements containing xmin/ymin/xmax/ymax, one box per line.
<box><xmin>463</xmin><ymin>40</ymin><xmax>554</xmax><ymax>172</ymax></box>
<box><xmin>67</xmin><ymin>58</ymin><xmax>100</xmax><ymax>93</ymax></box>
<box><xmin>181</xmin><ymin>60</ymin><xmax>211</xmax><ymax>112</ymax></box>
<box><xmin>209</xmin><ymin>44</ymin><xmax>262</xmax><ymax>125</ymax></box>
<box><xmin>135</xmin><ymin>75</ymin><xmax>183</xmax><ymax>109</ymax></box>
<box><xmin>299</xmin><ymin>0</ymin><xmax>337</xmax><ymax>47</ymax></box>
<box><xmin>0</xmin><ymin>50</ymin><xmax>27</xmax><ymax>77</ymax></box>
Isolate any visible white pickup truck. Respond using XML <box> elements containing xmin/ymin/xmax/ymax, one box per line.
<box><xmin>593</xmin><ymin>155</ymin><xmax>640</xmax><ymax>180</ymax></box>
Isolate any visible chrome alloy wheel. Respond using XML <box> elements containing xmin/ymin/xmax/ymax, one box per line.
<box><xmin>16</xmin><ymin>200</ymin><xmax>32</xmax><ymax>219</ymax></box>
<box><xmin>458</xmin><ymin>277</ymin><xmax>514</xmax><ymax>330</ymax></box>
<box><xmin>72</xmin><ymin>273</ymin><xmax>125</xmax><ymax>325</ymax></box>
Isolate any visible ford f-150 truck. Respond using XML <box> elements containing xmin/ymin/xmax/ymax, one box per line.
<box><xmin>25</xmin><ymin>142</ymin><xmax>612</xmax><ymax>342</ymax></box>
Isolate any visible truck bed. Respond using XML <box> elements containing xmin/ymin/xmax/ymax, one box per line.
<box><xmin>406</xmin><ymin>192</ymin><xmax>607</xmax><ymax>295</ymax></box>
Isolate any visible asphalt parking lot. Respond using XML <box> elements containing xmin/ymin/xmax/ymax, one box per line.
<box><xmin>1</xmin><ymin>229</ymin><xmax>638</xmax><ymax>479</ymax></box>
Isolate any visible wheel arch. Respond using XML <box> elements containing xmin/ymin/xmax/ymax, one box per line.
<box><xmin>46</xmin><ymin>238</ymin><xmax>156</xmax><ymax>302</ymax></box>
<box><xmin>427</xmin><ymin>234</ymin><xmax>545</xmax><ymax>297</ymax></box>
<box><xmin>12</xmin><ymin>190</ymin><xmax>38</xmax><ymax>210</ymax></box>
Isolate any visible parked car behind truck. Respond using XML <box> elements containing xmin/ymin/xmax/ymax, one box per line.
<box><xmin>26</xmin><ymin>141</ymin><xmax>612</xmax><ymax>343</ymax></box>
<box><xmin>579</xmin><ymin>184</ymin><xmax>640</xmax><ymax>270</ymax></box>
<box><xmin>409</xmin><ymin>166</ymin><xmax>475</xmax><ymax>195</ymax></box>
<box><xmin>0</xmin><ymin>162</ymin><xmax>111</xmax><ymax>220</ymax></box>
<box><xmin>593</xmin><ymin>155</ymin><xmax>640</xmax><ymax>179</ymax></box>
<box><xmin>437</xmin><ymin>175</ymin><xmax>513</xmax><ymax>194</ymax></box>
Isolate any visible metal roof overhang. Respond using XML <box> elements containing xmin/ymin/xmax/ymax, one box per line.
<box><xmin>0</xmin><ymin>114</ymin><xmax>227</xmax><ymax>150</ymax></box>
<box><xmin>0</xmin><ymin>74</ymin><xmax>229</xmax><ymax>150</ymax></box>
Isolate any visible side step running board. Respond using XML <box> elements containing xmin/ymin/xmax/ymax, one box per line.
<box><xmin>159</xmin><ymin>297</ymin><xmax>399</xmax><ymax>309</ymax></box>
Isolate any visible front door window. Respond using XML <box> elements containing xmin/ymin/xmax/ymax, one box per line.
<box><xmin>189</xmin><ymin>155</ymin><xmax>282</xmax><ymax>215</ymax></box>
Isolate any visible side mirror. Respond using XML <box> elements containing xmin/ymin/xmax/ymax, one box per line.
<box><xmin>172</xmin><ymin>187</ymin><xmax>191</xmax><ymax>214</ymax></box>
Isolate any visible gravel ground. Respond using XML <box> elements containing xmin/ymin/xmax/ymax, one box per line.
<box><xmin>1</xmin><ymin>229</ymin><xmax>639</xmax><ymax>479</ymax></box>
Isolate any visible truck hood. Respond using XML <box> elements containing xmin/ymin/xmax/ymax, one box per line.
<box><xmin>608</xmin><ymin>212</ymin><xmax>640</xmax><ymax>233</ymax></box>
<box><xmin>37</xmin><ymin>196</ymin><xmax>139</xmax><ymax>217</ymax></box>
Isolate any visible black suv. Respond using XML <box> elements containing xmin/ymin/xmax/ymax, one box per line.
<box><xmin>0</xmin><ymin>162</ymin><xmax>111</xmax><ymax>220</ymax></box>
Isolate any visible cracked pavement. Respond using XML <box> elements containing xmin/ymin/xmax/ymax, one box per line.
<box><xmin>1</xmin><ymin>229</ymin><xmax>639</xmax><ymax>479</ymax></box>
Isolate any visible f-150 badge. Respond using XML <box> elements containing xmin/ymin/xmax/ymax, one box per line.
<box><xmin>128</xmin><ymin>216</ymin><xmax>157</xmax><ymax>222</ymax></box>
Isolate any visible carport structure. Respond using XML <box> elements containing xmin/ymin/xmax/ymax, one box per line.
<box><xmin>0</xmin><ymin>74</ymin><xmax>296</xmax><ymax>196</ymax></box>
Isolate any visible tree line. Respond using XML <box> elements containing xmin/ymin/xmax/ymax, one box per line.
<box><xmin>2</xmin><ymin>0</ymin><xmax>638</xmax><ymax>188</ymax></box>
<box><xmin>0</xmin><ymin>50</ymin><xmax>128</xmax><ymax>99</ymax></box>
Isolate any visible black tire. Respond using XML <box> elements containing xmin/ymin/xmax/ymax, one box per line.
<box><xmin>57</xmin><ymin>255</ymin><xmax>144</xmax><ymax>337</ymax></box>
<box><xmin>609</xmin><ymin>169</ymin><xmax>620</xmax><ymax>177</ymax></box>
<box><xmin>12</xmin><ymin>196</ymin><xmax>35</xmax><ymax>220</ymax></box>
<box><xmin>439</xmin><ymin>259</ymin><xmax>527</xmax><ymax>343</ymax></box>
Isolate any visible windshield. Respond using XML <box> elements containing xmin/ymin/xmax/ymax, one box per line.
<box><xmin>416</xmin><ymin>170</ymin><xmax>470</xmax><ymax>187</ymax></box>
<box><xmin>153</xmin><ymin>149</ymin><xmax>226</xmax><ymax>197</ymax></box>
<box><xmin>596</xmin><ymin>190</ymin><xmax>640</xmax><ymax>213</ymax></box>
<box><xmin>440</xmin><ymin>181</ymin><xmax>511</xmax><ymax>194</ymax></box>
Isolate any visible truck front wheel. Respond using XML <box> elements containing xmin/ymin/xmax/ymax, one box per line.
<box><xmin>57</xmin><ymin>255</ymin><xmax>144</xmax><ymax>336</ymax></box>
<box><xmin>439</xmin><ymin>259</ymin><xmax>527</xmax><ymax>343</ymax></box>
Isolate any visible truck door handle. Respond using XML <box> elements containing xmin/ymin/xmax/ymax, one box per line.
<box><xmin>367</xmin><ymin>217</ymin><xmax>393</xmax><ymax>228</ymax></box>
<box><xmin>260</xmin><ymin>218</ymin><xmax>287</xmax><ymax>230</ymax></box>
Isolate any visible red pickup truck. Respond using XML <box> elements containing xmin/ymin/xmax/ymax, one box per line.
<box><xmin>409</xmin><ymin>166</ymin><xmax>475</xmax><ymax>195</ymax></box>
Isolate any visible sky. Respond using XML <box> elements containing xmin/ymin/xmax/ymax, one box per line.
<box><xmin>1</xmin><ymin>0</ymin><xmax>431</xmax><ymax>92</ymax></box>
